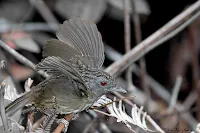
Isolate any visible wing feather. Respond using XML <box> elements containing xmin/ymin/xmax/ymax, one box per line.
<box><xmin>43</xmin><ymin>39</ymin><xmax>81</xmax><ymax>61</ymax></box>
<box><xmin>56</xmin><ymin>17</ymin><xmax>105</xmax><ymax>68</ymax></box>
<box><xmin>35</xmin><ymin>56</ymin><xmax>82</xmax><ymax>82</ymax></box>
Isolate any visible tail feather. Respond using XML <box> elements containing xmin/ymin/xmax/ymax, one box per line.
<box><xmin>5</xmin><ymin>92</ymin><xmax>30</xmax><ymax>117</ymax></box>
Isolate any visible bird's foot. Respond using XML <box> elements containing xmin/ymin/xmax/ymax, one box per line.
<box><xmin>54</xmin><ymin>114</ymin><xmax>73</xmax><ymax>133</ymax></box>
<box><xmin>56</xmin><ymin>118</ymin><xmax>69</xmax><ymax>133</ymax></box>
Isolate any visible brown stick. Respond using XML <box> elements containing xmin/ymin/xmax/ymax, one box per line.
<box><xmin>123</xmin><ymin>0</ymin><xmax>133</xmax><ymax>92</ymax></box>
<box><xmin>0</xmin><ymin>40</ymin><xmax>48</xmax><ymax>78</ymax></box>
<box><xmin>82</xmin><ymin>119</ymin><xmax>96</xmax><ymax>133</ymax></box>
<box><xmin>131</xmin><ymin>0</ymin><xmax>150</xmax><ymax>111</ymax></box>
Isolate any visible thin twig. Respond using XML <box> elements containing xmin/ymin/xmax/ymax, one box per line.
<box><xmin>105</xmin><ymin>0</ymin><xmax>200</xmax><ymax>77</ymax></box>
<box><xmin>82</xmin><ymin>119</ymin><xmax>96</xmax><ymax>133</ymax></box>
<box><xmin>0</xmin><ymin>23</ymin><xmax>58</xmax><ymax>33</ymax></box>
<box><xmin>0</xmin><ymin>80</ymin><xmax>9</xmax><ymax>131</ymax></box>
<box><xmin>124</xmin><ymin>0</ymin><xmax>134</xmax><ymax>92</ymax></box>
<box><xmin>99</xmin><ymin>122</ymin><xmax>112</xmax><ymax>133</ymax></box>
<box><xmin>105</xmin><ymin>4</ymin><xmax>200</xmax><ymax>127</ymax></box>
<box><xmin>0</xmin><ymin>60</ymin><xmax>9</xmax><ymax>131</ymax></box>
<box><xmin>167</xmin><ymin>76</ymin><xmax>182</xmax><ymax>113</ymax></box>
<box><xmin>93</xmin><ymin>109</ymin><xmax>112</xmax><ymax>117</ymax></box>
<box><xmin>162</xmin><ymin>106</ymin><xmax>200</xmax><ymax>118</ymax></box>
<box><xmin>183</xmin><ymin>90</ymin><xmax>197</xmax><ymax>110</ymax></box>
<box><xmin>87</xmin><ymin>110</ymin><xmax>112</xmax><ymax>133</ymax></box>
<box><xmin>115</xmin><ymin>75</ymin><xmax>159</xmax><ymax>112</ymax></box>
<box><xmin>131</xmin><ymin>0</ymin><xmax>150</xmax><ymax>111</ymax></box>
<box><xmin>91</xmin><ymin>96</ymin><xmax>135</xmax><ymax>109</ymax></box>
<box><xmin>29</xmin><ymin>0</ymin><xmax>59</xmax><ymax>31</ymax></box>
<box><xmin>146</xmin><ymin>115</ymin><xmax>165</xmax><ymax>133</ymax></box>
<box><xmin>0</xmin><ymin>40</ymin><xmax>48</xmax><ymax>78</ymax></box>
<box><xmin>7</xmin><ymin>4</ymin><xmax>35</xmax><ymax>37</ymax></box>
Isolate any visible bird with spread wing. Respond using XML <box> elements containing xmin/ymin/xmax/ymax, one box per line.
<box><xmin>5</xmin><ymin>18</ymin><xmax>126</xmax><ymax>116</ymax></box>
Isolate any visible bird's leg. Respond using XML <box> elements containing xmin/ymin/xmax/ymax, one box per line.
<box><xmin>53</xmin><ymin>114</ymin><xmax>73</xmax><ymax>133</ymax></box>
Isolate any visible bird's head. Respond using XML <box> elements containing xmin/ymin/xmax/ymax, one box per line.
<box><xmin>85</xmin><ymin>70</ymin><xmax>127</xmax><ymax>95</ymax></box>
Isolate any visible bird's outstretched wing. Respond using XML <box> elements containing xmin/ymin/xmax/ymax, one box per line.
<box><xmin>43</xmin><ymin>17</ymin><xmax>105</xmax><ymax>69</ymax></box>
<box><xmin>43</xmin><ymin>39</ymin><xmax>82</xmax><ymax>62</ymax></box>
<box><xmin>35</xmin><ymin>56</ymin><xmax>83</xmax><ymax>83</ymax></box>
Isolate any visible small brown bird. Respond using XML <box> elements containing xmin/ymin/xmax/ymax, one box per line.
<box><xmin>6</xmin><ymin>18</ymin><xmax>126</xmax><ymax>115</ymax></box>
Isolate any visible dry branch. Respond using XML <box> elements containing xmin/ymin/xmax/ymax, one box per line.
<box><xmin>105</xmin><ymin>45</ymin><xmax>198</xmax><ymax>129</ymax></box>
<box><xmin>131</xmin><ymin>0</ymin><xmax>150</xmax><ymax>110</ymax></box>
<box><xmin>105</xmin><ymin>0</ymin><xmax>200</xmax><ymax>77</ymax></box>
<box><xmin>29</xmin><ymin>0</ymin><xmax>59</xmax><ymax>31</ymax></box>
<box><xmin>167</xmin><ymin>76</ymin><xmax>182</xmax><ymax>113</ymax></box>
<box><xmin>124</xmin><ymin>0</ymin><xmax>134</xmax><ymax>92</ymax></box>
<box><xmin>0</xmin><ymin>40</ymin><xmax>48</xmax><ymax>78</ymax></box>
<box><xmin>0</xmin><ymin>23</ymin><xmax>57</xmax><ymax>33</ymax></box>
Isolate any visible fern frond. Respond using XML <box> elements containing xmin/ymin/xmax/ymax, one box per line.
<box><xmin>93</xmin><ymin>96</ymin><xmax>164</xmax><ymax>133</ymax></box>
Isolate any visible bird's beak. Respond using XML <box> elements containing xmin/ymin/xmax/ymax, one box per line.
<box><xmin>111</xmin><ymin>86</ymin><xmax>127</xmax><ymax>93</ymax></box>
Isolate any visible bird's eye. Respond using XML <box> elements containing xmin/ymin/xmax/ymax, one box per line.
<box><xmin>100</xmin><ymin>81</ymin><xmax>107</xmax><ymax>86</ymax></box>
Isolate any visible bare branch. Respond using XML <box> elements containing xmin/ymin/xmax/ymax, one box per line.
<box><xmin>167</xmin><ymin>76</ymin><xmax>182</xmax><ymax>113</ymax></box>
<box><xmin>29</xmin><ymin>0</ymin><xmax>59</xmax><ymax>30</ymax></box>
<box><xmin>131</xmin><ymin>0</ymin><xmax>150</xmax><ymax>110</ymax></box>
<box><xmin>105</xmin><ymin>44</ymin><xmax>198</xmax><ymax>129</ymax></box>
<box><xmin>124</xmin><ymin>0</ymin><xmax>134</xmax><ymax>92</ymax></box>
<box><xmin>0</xmin><ymin>22</ymin><xmax>58</xmax><ymax>33</ymax></box>
<box><xmin>105</xmin><ymin>0</ymin><xmax>200</xmax><ymax>77</ymax></box>
<box><xmin>82</xmin><ymin>119</ymin><xmax>96</xmax><ymax>133</ymax></box>
<box><xmin>0</xmin><ymin>40</ymin><xmax>48</xmax><ymax>78</ymax></box>
<box><xmin>183</xmin><ymin>90</ymin><xmax>197</xmax><ymax>110</ymax></box>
